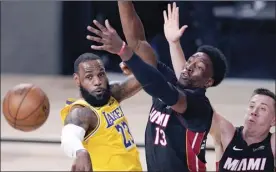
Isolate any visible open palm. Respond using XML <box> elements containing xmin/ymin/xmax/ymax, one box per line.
<box><xmin>163</xmin><ymin>2</ymin><xmax>188</xmax><ymax>43</ymax></box>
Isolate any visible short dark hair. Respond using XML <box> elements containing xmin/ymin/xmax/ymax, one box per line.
<box><xmin>252</xmin><ymin>88</ymin><xmax>276</xmax><ymax>102</ymax></box>
<box><xmin>197</xmin><ymin>45</ymin><xmax>228</xmax><ymax>87</ymax></box>
<box><xmin>74</xmin><ymin>53</ymin><xmax>101</xmax><ymax>73</ymax></box>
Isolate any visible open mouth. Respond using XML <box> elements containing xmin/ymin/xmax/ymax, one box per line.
<box><xmin>181</xmin><ymin>72</ymin><xmax>189</xmax><ymax>79</ymax></box>
<box><xmin>248</xmin><ymin>119</ymin><xmax>255</xmax><ymax>123</ymax></box>
<box><xmin>94</xmin><ymin>89</ymin><xmax>104</xmax><ymax>94</ymax></box>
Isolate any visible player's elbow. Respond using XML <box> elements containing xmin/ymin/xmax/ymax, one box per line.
<box><xmin>127</xmin><ymin>39</ymin><xmax>140</xmax><ymax>51</ymax></box>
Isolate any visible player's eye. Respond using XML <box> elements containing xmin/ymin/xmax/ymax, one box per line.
<box><xmin>198</xmin><ymin>66</ymin><xmax>204</xmax><ymax>71</ymax></box>
<box><xmin>98</xmin><ymin>72</ymin><xmax>105</xmax><ymax>77</ymax></box>
<box><xmin>260</xmin><ymin>107</ymin><xmax>266</xmax><ymax>111</ymax></box>
<box><xmin>86</xmin><ymin>75</ymin><xmax>93</xmax><ymax>80</ymax></box>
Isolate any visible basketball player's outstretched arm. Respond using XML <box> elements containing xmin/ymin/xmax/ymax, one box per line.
<box><xmin>118</xmin><ymin>1</ymin><xmax>157</xmax><ymax>67</ymax></box>
<box><xmin>110</xmin><ymin>75</ymin><xmax>142</xmax><ymax>102</ymax></box>
<box><xmin>163</xmin><ymin>2</ymin><xmax>188</xmax><ymax>79</ymax></box>
<box><xmin>116</xmin><ymin>46</ymin><xmax>188</xmax><ymax>114</ymax></box>
<box><xmin>61</xmin><ymin>106</ymin><xmax>97</xmax><ymax>171</ymax></box>
<box><xmin>86</xmin><ymin>19</ymin><xmax>142</xmax><ymax>103</ymax></box>
<box><xmin>86</xmin><ymin>19</ymin><xmax>177</xmax><ymax>104</ymax></box>
<box><xmin>209</xmin><ymin>112</ymin><xmax>235</xmax><ymax>162</ymax></box>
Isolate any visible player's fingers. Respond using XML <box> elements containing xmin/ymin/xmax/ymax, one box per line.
<box><xmin>172</xmin><ymin>2</ymin><xmax>177</xmax><ymax>19</ymax></box>
<box><xmin>87</xmin><ymin>26</ymin><xmax>103</xmax><ymax>37</ymax></box>
<box><xmin>105</xmin><ymin>19</ymin><xmax>116</xmax><ymax>33</ymax></box>
<box><xmin>93</xmin><ymin>20</ymin><xmax>108</xmax><ymax>32</ymax></box>
<box><xmin>86</xmin><ymin>35</ymin><xmax>104</xmax><ymax>43</ymax></box>
<box><xmin>179</xmin><ymin>25</ymin><xmax>188</xmax><ymax>35</ymax></box>
<box><xmin>175</xmin><ymin>7</ymin><xmax>179</xmax><ymax>21</ymax></box>
<box><xmin>91</xmin><ymin>45</ymin><xmax>106</xmax><ymax>51</ymax></box>
<box><xmin>87</xmin><ymin>35</ymin><xmax>109</xmax><ymax>44</ymax></box>
<box><xmin>163</xmin><ymin>10</ymin><xmax>168</xmax><ymax>23</ymax></box>
<box><xmin>168</xmin><ymin>3</ymin><xmax>172</xmax><ymax>19</ymax></box>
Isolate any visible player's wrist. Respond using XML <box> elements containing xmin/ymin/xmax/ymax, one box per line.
<box><xmin>168</xmin><ymin>40</ymin><xmax>181</xmax><ymax>46</ymax></box>
<box><xmin>76</xmin><ymin>149</ymin><xmax>89</xmax><ymax>156</ymax></box>
<box><xmin>119</xmin><ymin>45</ymin><xmax>134</xmax><ymax>61</ymax></box>
<box><xmin>117</xmin><ymin>41</ymin><xmax>126</xmax><ymax>56</ymax></box>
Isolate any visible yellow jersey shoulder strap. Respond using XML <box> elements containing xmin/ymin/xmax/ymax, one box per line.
<box><xmin>60</xmin><ymin>98</ymin><xmax>98</xmax><ymax>125</ymax></box>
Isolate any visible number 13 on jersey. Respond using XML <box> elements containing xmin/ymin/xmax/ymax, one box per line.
<box><xmin>154</xmin><ymin>127</ymin><xmax>167</xmax><ymax>146</ymax></box>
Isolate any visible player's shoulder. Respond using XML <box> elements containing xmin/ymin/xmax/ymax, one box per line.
<box><xmin>61</xmin><ymin>98</ymin><xmax>93</xmax><ymax>116</ymax></box>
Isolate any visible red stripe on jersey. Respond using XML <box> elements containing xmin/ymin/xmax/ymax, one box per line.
<box><xmin>186</xmin><ymin>129</ymin><xmax>206</xmax><ymax>172</ymax></box>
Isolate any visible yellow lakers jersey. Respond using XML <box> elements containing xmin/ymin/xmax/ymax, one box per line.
<box><xmin>60</xmin><ymin>97</ymin><xmax>142</xmax><ymax>171</ymax></box>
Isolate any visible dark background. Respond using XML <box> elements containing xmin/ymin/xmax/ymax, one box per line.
<box><xmin>62</xmin><ymin>1</ymin><xmax>275</xmax><ymax>79</ymax></box>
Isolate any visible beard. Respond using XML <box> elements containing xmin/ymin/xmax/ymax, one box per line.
<box><xmin>79</xmin><ymin>84</ymin><xmax>111</xmax><ymax>107</ymax></box>
<box><xmin>176</xmin><ymin>79</ymin><xmax>192</xmax><ymax>90</ymax></box>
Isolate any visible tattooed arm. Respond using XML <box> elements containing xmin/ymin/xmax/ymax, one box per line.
<box><xmin>62</xmin><ymin>106</ymin><xmax>98</xmax><ymax>171</ymax></box>
<box><xmin>64</xmin><ymin>105</ymin><xmax>98</xmax><ymax>133</ymax></box>
<box><xmin>110</xmin><ymin>75</ymin><xmax>142</xmax><ymax>103</ymax></box>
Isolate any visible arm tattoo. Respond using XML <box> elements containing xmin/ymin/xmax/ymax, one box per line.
<box><xmin>64</xmin><ymin>106</ymin><xmax>97</xmax><ymax>131</ymax></box>
<box><xmin>110</xmin><ymin>75</ymin><xmax>141</xmax><ymax>102</ymax></box>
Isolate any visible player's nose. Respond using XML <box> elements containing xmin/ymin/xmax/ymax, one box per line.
<box><xmin>250</xmin><ymin>110</ymin><xmax>257</xmax><ymax>117</ymax></box>
<box><xmin>93</xmin><ymin>77</ymin><xmax>102</xmax><ymax>86</ymax></box>
<box><xmin>186</xmin><ymin>62</ymin><xmax>195</xmax><ymax>72</ymax></box>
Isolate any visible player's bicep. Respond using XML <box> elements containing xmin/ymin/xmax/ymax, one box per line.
<box><xmin>134</xmin><ymin>40</ymin><xmax>157</xmax><ymax>67</ymax></box>
<box><xmin>110</xmin><ymin>75</ymin><xmax>142</xmax><ymax>102</ymax></box>
<box><xmin>64</xmin><ymin>106</ymin><xmax>96</xmax><ymax>131</ymax></box>
<box><xmin>216</xmin><ymin>113</ymin><xmax>235</xmax><ymax>150</ymax></box>
<box><xmin>210</xmin><ymin>112</ymin><xmax>221</xmax><ymax>143</ymax></box>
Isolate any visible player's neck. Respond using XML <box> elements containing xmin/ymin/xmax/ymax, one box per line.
<box><xmin>242</xmin><ymin>128</ymin><xmax>269</xmax><ymax>145</ymax></box>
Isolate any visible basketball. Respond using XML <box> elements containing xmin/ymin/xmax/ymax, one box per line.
<box><xmin>2</xmin><ymin>83</ymin><xmax>50</xmax><ymax>132</ymax></box>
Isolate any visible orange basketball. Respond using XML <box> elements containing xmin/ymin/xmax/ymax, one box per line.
<box><xmin>2</xmin><ymin>83</ymin><xmax>50</xmax><ymax>132</ymax></box>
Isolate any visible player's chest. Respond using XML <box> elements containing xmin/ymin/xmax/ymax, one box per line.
<box><xmin>148</xmin><ymin>103</ymin><xmax>182</xmax><ymax>130</ymax></box>
<box><xmin>222</xmin><ymin>145</ymin><xmax>272</xmax><ymax>171</ymax></box>
<box><xmin>99</xmin><ymin>105</ymin><xmax>126</xmax><ymax>129</ymax></box>
<box><xmin>221</xmin><ymin>155</ymin><xmax>270</xmax><ymax>171</ymax></box>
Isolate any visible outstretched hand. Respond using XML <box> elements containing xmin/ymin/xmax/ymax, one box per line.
<box><xmin>163</xmin><ymin>2</ymin><xmax>188</xmax><ymax>43</ymax></box>
<box><xmin>87</xmin><ymin>19</ymin><xmax>124</xmax><ymax>54</ymax></box>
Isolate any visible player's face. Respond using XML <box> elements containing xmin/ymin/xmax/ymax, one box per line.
<box><xmin>74</xmin><ymin>60</ymin><xmax>111</xmax><ymax>107</ymax></box>
<box><xmin>178</xmin><ymin>52</ymin><xmax>214</xmax><ymax>88</ymax></box>
<box><xmin>244</xmin><ymin>94</ymin><xmax>275</xmax><ymax>132</ymax></box>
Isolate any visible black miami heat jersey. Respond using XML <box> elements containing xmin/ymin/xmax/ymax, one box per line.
<box><xmin>145</xmin><ymin>87</ymin><xmax>213</xmax><ymax>172</ymax></box>
<box><xmin>217</xmin><ymin>126</ymin><xmax>274</xmax><ymax>172</ymax></box>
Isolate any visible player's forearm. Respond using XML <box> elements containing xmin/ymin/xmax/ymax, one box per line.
<box><xmin>168</xmin><ymin>41</ymin><xmax>186</xmax><ymax>79</ymax></box>
<box><xmin>61</xmin><ymin>124</ymin><xmax>86</xmax><ymax>158</ymax></box>
<box><xmin>118</xmin><ymin>1</ymin><xmax>146</xmax><ymax>49</ymax></box>
<box><xmin>110</xmin><ymin>75</ymin><xmax>142</xmax><ymax>103</ymax></box>
<box><xmin>123</xmin><ymin>53</ymin><xmax>179</xmax><ymax>106</ymax></box>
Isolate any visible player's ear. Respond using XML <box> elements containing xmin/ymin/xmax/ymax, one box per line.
<box><xmin>205</xmin><ymin>78</ymin><xmax>214</xmax><ymax>88</ymax></box>
<box><xmin>73</xmin><ymin>73</ymin><xmax>80</xmax><ymax>87</ymax></box>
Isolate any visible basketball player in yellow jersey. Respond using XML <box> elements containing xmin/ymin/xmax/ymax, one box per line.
<box><xmin>60</xmin><ymin>52</ymin><xmax>147</xmax><ymax>171</ymax></box>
